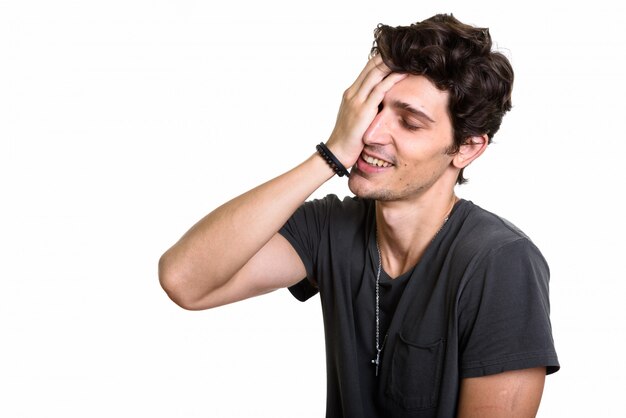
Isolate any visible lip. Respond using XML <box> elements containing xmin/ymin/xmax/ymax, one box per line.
<box><xmin>362</xmin><ymin>151</ymin><xmax>394</xmax><ymax>166</ymax></box>
<box><xmin>355</xmin><ymin>152</ymin><xmax>394</xmax><ymax>174</ymax></box>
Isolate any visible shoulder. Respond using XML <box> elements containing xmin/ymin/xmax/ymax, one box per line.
<box><xmin>459</xmin><ymin>200</ymin><xmax>532</xmax><ymax>244</ymax></box>
<box><xmin>284</xmin><ymin>194</ymin><xmax>373</xmax><ymax>240</ymax></box>
<box><xmin>449</xmin><ymin>201</ymin><xmax>549</xmax><ymax>281</ymax></box>
<box><xmin>311</xmin><ymin>194</ymin><xmax>371</xmax><ymax>211</ymax></box>
<box><xmin>300</xmin><ymin>194</ymin><xmax>372</xmax><ymax>222</ymax></box>
<box><xmin>454</xmin><ymin>201</ymin><xmax>543</xmax><ymax>257</ymax></box>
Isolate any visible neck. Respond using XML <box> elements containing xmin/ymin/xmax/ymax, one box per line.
<box><xmin>375</xmin><ymin>191</ymin><xmax>457</xmax><ymax>278</ymax></box>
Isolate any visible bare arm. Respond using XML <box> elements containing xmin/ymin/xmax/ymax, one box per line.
<box><xmin>457</xmin><ymin>367</ymin><xmax>546</xmax><ymax>418</ymax></box>
<box><xmin>159</xmin><ymin>55</ymin><xmax>407</xmax><ymax>310</ymax></box>
<box><xmin>158</xmin><ymin>155</ymin><xmax>333</xmax><ymax>310</ymax></box>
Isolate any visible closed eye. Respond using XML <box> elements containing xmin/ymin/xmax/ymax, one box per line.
<box><xmin>400</xmin><ymin>119</ymin><xmax>421</xmax><ymax>131</ymax></box>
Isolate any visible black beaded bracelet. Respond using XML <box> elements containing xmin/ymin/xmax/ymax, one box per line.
<box><xmin>316</xmin><ymin>143</ymin><xmax>350</xmax><ymax>177</ymax></box>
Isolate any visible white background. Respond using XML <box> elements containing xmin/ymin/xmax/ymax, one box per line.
<box><xmin>1</xmin><ymin>0</ymin><xmax>624</xmax><ymax>417</ymax></box>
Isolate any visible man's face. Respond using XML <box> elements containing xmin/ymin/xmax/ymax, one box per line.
<box><xmin>348</xmin><ymin>75</ymin><xmax>457</xmax><ymax>201</ymax></box>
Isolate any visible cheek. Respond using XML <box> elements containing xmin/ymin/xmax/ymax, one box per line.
<box><xmin>395</xmin><ymin>139</ymin><xmax>453</xmax><ymax>173</ymax></box>
<box><xmin>401</xmin><ymin>152</ymin><xmax>452</xmax><ymax>180</ymax></box>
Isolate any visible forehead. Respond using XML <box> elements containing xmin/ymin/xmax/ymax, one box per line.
<box><xmin>384</xmin><ymin>75</ymin><xmax>449</xmax><ymax>119</ymax></box>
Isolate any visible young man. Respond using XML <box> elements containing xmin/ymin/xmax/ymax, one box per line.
<box><xmin>159</xmin><ymin>14</ymin><xmax>559</xmax><ymax>417</ymax></box>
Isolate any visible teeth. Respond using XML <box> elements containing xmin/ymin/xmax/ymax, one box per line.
<box><xmin>363</xmin><ymin>154</ymin><xmax>392</xmax><ymax>168</ymax></box>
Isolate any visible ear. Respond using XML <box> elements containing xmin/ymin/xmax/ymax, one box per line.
<box><xmin>452</xmin><ymin>134</ymin><xmax>489</xmax><ymax>169</ymax></box>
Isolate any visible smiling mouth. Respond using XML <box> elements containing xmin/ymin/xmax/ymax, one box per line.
<box><xmin>362</xmin><ymin>153</ymin><xmax>393</xmax><ymax>168</ymax></box>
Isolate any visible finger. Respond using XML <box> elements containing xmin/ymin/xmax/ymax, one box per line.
<box><xmin>353</xmin><ymin>58</ymin><xmax>394</xmax><ymax>101</ymax></box>
<box><xmin>347</xmin><ymin>54</ymin><xmax>387</xmax><ymax>95</ymax></box>
<box><xmin>351</xmin><ymin>54</ymin><xmax>383</xmax><ymax>88</ymax></box>
<box><xmin>363</xmin><ymin>72</ymin><xmax>408</xmax><ymax>108</ymax></box>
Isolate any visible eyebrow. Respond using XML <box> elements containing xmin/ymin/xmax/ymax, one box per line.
<box><xmin>390</xmin><ymin>100</ymin><xmax>436</xmax><ymax>123</ymax></box>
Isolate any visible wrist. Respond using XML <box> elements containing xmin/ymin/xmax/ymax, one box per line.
<box><xmin>316</xmin><ymin>142</ymin><xmax>351</xmax><ymax>177</ymax></box>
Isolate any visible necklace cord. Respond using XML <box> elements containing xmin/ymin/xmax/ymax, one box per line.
<box><xmin>371</xmin><ymin>197</ymin><xmax>456</xmax><ymax>376</ymax></box>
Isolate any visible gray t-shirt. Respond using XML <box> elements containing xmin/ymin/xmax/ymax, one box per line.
<box><xmin>280</xmin><ymin>195</ymin><xmax>559</xmax><ymax>418</ymax></box>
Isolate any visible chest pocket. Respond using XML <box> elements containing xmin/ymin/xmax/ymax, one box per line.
<box><xmin>386</xmin><ymin>334</ymin><xmax>445</xmax><ymax>412</ymax></box>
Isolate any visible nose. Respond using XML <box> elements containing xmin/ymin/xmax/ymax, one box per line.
<box><xmin>363</xmin><ymin>109</ymin><xmax>391</xmax><ymax>146</ymax></box>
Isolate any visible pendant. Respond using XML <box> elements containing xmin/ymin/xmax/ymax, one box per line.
<box><xmin>372</xmin><ymin>349</ymin><xmax>382</xmax><ymax>376</ymax></box>
<box><xmin>371</xmin><ymin>335</ymin><xmax>387</xmax><ymax>377</ymax></box>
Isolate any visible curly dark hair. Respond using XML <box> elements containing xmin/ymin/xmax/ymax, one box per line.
<box><xmin>371</xmin><ymin>13</ymin><xmax>514</xmax><ymax>184</ymax></box>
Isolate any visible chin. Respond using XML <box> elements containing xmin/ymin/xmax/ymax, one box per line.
<box><xmin>347</xmin><ymin>175</ymin><xmax>368</xmax><ymax>197</ymax></box>
<box><xmin>348</xmin><ymin>177</ymin><xmax>395</xmax><ymax>201</ymax></box>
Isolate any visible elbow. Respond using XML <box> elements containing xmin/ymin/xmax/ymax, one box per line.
<box><xmin>158</xmin><ymin>250</ymin><xmax>208</xmax><ymax>311</ymax></box>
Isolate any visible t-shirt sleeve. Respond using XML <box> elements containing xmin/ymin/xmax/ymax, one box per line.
<box><xmin>457</xmin><ymin>238</ymin><xmax>560</xmax><ymax>378</ymax></box>
<box><xmin>279</xmin><ymin>197</ymin><xmax>331</xmax><ymax>302</ymax></box>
